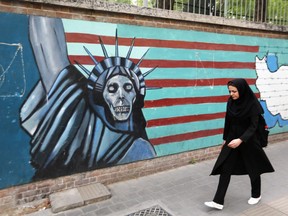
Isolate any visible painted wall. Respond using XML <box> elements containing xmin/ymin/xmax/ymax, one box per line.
<box><xmin>0</xmin><ymin>11</ymin><xmax>288</xmax><ymax>189</ymax></box>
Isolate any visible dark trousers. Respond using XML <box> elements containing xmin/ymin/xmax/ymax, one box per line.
<box><xmin>213</xmin><ymin>174</ymin><xmax>261</xmax><ymax>205</ymax></box>
<box><xmin>213</xmin><ymin>150</ymin><xmax>261</xmax><ymax>205</ymax></box>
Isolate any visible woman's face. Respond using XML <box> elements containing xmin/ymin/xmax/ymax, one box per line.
<box><xmin>228</xmin><ymin>85</ymin><xmax>239</xmax><ymax>100</ymax></box>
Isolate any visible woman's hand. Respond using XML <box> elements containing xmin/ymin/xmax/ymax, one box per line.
<box><xmin>227</xmin><ymin>138</ymin><xmax>242</xmax><ymax>149</ymax></box>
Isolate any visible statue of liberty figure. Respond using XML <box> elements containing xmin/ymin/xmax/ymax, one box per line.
<box><xmin>20</xmin><ymin>16</ymin><xmax>156</xmax><ymax>179</ymax></box>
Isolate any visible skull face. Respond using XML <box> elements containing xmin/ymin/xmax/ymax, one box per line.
<box><xmin>103</xmin><ymin>75</ymin><xmax>136</xmax><ymax>121</ymax></box>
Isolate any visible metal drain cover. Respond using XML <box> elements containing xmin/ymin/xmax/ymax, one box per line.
<box><xmin>126</xmin><ymin>205</ymin><xmax>173</xmax><ymax>216</ymax></box>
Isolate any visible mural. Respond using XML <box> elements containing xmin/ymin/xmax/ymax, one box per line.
<box><xmin>20</xmin><ymin>16</ymin><xmax>156</xmax><ymax>179</ymax></box>
<box><xmin>0</xmin><ymin>11</ymin><xmax>288</xmax><ymax>189</ymax></box>
<box><xmin>256</xmin><ymin>53</ymin><xmax>288</xmax><ymax>128</ymax></box>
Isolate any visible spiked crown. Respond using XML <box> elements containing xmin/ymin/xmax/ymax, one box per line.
<box><xmin>75</xmin><ymin>30</ymin><xmax>157</xmax><ymax>97</ymax></box>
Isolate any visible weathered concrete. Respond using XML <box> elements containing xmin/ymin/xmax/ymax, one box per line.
<box><xmin>49</xmin><ymin>188</ymin><xmax>84</xmax><ymax>213</ymax></box>
<box><xmin>48</xmin><ymin>183</ymin><xmax>111</xmax><ymax>213</ymax></box>
<box><xmin>78</xmin><ymin>183</ymin><xmax>111</xmax><ymax>205</ymax></box>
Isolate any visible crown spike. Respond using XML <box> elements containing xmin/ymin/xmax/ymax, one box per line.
<box><xmin>99</xmin><ymin>36</ymin><xmax>109</xmax><ymax>58</ymax></box>
<box><xmin>143</xmin><ymin>66</ymin><xmax>157</xmax><ymax>77</ymax></box>
<box><xmin>83</xmin><ymin>46</ymin><xmax>99</xmax><ymax>65</ymax></box>
<box><xmin>137</xmin><ymin>49</ymin><xmax>149</xmax><ymax>67</ymax></box>
<box><xmin>126</xmin><ymin>37</ymin><xmax>135</xmax><ymax>59</ymax></box>
<box><xmin>115</xmin><ymin>29</ymin><xmax>119</xmax><ymax>57</ymax></box>
<box><xmin>74</xmin><ymin>60</ymin><xmax>91</xmax><ymax>76</ymax></box>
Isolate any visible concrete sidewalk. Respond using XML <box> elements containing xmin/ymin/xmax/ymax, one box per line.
<box><xmin>26</xmin><ymin>140</ymin><xmax>288</xmax><ymax>216</ymax></box>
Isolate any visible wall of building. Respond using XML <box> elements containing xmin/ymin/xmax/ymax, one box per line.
<box><xmin>0</xmin><ymin>0</ymin><xmax>288</xmax><ymax>211</ymax></box>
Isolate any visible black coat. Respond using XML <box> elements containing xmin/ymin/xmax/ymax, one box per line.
<box><xmin>211</xmin><ymin>110</ymin><xmax>274</xmax><ymax>180</ymax></box>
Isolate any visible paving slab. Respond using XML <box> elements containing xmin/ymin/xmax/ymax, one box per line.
<box><xmin>242</xmin><ymin>203</ymin><xmax>286</xmax><ymax>216</ymax></box>
<box><xmin>268</xmin><ymin>196</ymin><xmax>288</xmax><ymax>214</ymax></box>
<box><xmin>48</xmin><ymin>183</ymin><xmax>111</xmax><ymax>213</ymax></box>
<box><xmin>78</xmin><ymin>182</ymin><xmax>112</xmax><ymax>205</ymax></box>
<box><xmin>49</xmin><ymin>188</ymin><xmax>84</xmax><ymax>213</ymax></box>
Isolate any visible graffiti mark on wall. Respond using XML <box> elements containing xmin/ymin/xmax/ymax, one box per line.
<box><xmin>0</xmin><ymin>42</ymin><xmax>26</xmax><ymax>97</ymax></box>
<box><xmin>20</xmin><ymin>16</ymin><xmax>156</xmax><ymax>179</ymax></box>
<box><xmin>255</xmin><ymin>53</ymin><xmax>288</xmax><ymax>127</ymax></box>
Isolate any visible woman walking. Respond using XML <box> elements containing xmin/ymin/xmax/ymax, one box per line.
<box><xmin>204</xmin><ymin>78</ymin><xmax>274</xmax><ymax>210</ymax></box>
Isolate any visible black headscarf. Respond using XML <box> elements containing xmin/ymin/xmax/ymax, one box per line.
<box><xmin>227</xmin><ymin>78</ymin><xmax>263</xmax><ymax>118</ymax></box>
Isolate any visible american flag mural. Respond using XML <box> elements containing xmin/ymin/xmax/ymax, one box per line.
<box><xmin>0</xmin><ymin>13</ymin><xmax>288</xmax><ymax>188</ymax></box>
<box><xmin>62</xmin><ymin>19</ymin><xmax>267</xmax><ymax>157</ymax></box>
<box><xmin>1</xmin><ymin>12</ymin><xmax>288</xmax><ymax>189</ymax></box>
